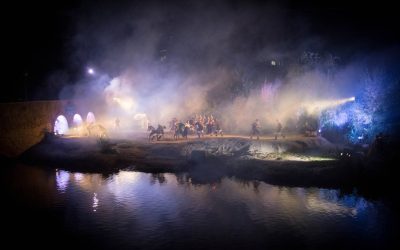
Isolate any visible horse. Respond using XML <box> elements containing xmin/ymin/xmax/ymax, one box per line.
<box><xmin>174</xmin><ymin>122</ymin><xmax>189</xmax><ymax>140</ymax></box>
<box><xmin>148</xmin><ymin>125</ymin><xmax>165</xmax><ymax>141</ymax></box>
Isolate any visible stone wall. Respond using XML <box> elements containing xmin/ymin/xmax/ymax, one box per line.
<box><xmin>0</xmin><ymin>100</ymin><xmax>96</xmax><ymax>157</ymax></box>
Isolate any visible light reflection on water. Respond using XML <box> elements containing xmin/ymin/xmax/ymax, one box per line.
<box><xmin>93</xmin><ymin>192</ymin><xmax>99</xmax><ymax>212</ymax></box>
<box><xmin>6</xmin><ymin>165</ymin><xmax>398</xmax><ymax>249</ymax></box>
<box><xmin>55</xmin><ymin>170</ymin><xmax>69</xmax><ymax>192</ymax></box>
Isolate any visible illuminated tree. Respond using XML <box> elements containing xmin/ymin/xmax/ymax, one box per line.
<box><xmin>347</xmin><ymin>69</ymin><xmax>387</xmax><ymax>143</ymax></box>
<box><xmin>320</xmin><ymin>65</ymin><xmax>399</xmax><ymax>144</ymax></box>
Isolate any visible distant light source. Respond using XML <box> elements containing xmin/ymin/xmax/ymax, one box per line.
<box><xmin>86</xmin><ymin>112</ymin><xmax>96</xmax><ymax>124</ymax></box>
<box><xmin>88</xmin><ymin>68</ymin><xmax>95</xmax><ymax>75</ymax></box>
<box><xmin>302</xmin><ymin>96</ymin><xmax>357</xmax><ymax>114</ymax></box>
<box><xmin>271</xmin><ymin>60</ymin><xmax>276</xmax><ymax>66</ymax></box>
<box><xmin>73</xmin><ymin>114</ymin><xmax>83</xmax><ymax>127</ymax></box>
<box><xmin>54</xmin><ymin>115</ymin><xmax>69</xmax><ymax>135</ymax></box>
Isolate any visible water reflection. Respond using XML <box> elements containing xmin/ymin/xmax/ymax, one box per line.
<box><xmin>150</xmin><ymin>173</ymin><xmax>167</xmax><ymax>185</ymax></box>
<box><xmin>58</xmin><ymin>169</ymin><xmax>380</xmax><ymax>228</ymax></box>
<box><xmin>55</xmin><ymin>170</ymin><xmax>69</xmax><ymax>192</ymax></box>
<box><xmin>74</xmin><ymin>173</ymin><xmax>83</xmax><ymax>182</ymax></box>
<box><xmin>5</xmin><ymin>165</ymin><xmax>397</xmax><ymax>249</ymax></box>
<box><xmin>41</xmin><ymin>168</ymin><xmax>385</xmax><ymax>220</ymax></box>
<box><xmin>93</xmin><ymin>192</ymin><xmax>99</xmax><ymax>212</ymax></box>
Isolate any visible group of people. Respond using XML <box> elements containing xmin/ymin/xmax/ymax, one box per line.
<box><xmin>148</xmin><ymin>113</ymin><xmax>291</xmax><ymax>141</ymax></box>
<box><xmin>250</xmin><ymin>119</ymin><xmax>285</xmax><ymax>140</ymax></box>
<box><xmin>149</xmin><ymin>116</ymin><xmax>287</xmax><ymax>141</ymax></box>
<box><xmin>170</xmin><ymin>114</ymin><xmax>223</xmax><ymax>139</ymax></box>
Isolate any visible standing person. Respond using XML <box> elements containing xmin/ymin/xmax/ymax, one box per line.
<box><xmin>115</xmin><ymin>117</ymin><xmax>120</xmax><ymax>129</ymax></box>
<box><xmin>214</xmin><ymin>119</ymin><xmax>223</xmax><ymax>136</ymax></box>
<box><xmin>275</xmin><ymin>120</ymin><xmax>285</xmax><ymax>140</ymax></box>
<box><xmin>206</xmin><ymin>116</ymin><xmax>212</xmax><ymax>135</ymax></box>
<box><xmin>195</xmin><ymin>121</ymin><xmax>204</xmax><ymax>138</ymax></box>
<box><xmin>250</xmin><ymin>119</ymin><xmax>261</xmax><ymax>140</ymax></box>
<box><xmin>170</xmin><ymin>117</ymin><xmax>177</xmax><ymax>132</ymax></box>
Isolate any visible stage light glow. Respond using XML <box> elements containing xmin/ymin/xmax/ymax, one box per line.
<box><xmin>73</xmin><ymin>114</ymin><xmax>83</xmax><ymax>127</ymax></box>
<box><xmin>113</xmin><ymin>97</ymin><xmax>135</xmax><ymax>111</ymax></box>
<box><xmin>54</xmin><ymin>115</ymin><xmax>69</xmax><ymax>135</ymax></box>
<box><xmin>86</xmin><ymin>112</ymin><xmax>96</xmax><ymax>124</ymax></box>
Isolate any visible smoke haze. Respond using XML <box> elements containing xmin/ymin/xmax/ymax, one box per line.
<box><xmin>49</xmin><ymin>0</ymin><xmax>398</xmax><ymax>132</ymax></box>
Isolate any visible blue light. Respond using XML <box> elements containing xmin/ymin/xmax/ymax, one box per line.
<box><xmin>334</xmin><ymin>112</ymin><xmax>348</xmax><ymax>126</ymax></box>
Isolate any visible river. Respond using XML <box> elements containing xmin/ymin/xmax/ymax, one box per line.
<box><xmin>1</xmin><ymin>164</ymin><xmax>398</xmax><ymax>249</ymax></box>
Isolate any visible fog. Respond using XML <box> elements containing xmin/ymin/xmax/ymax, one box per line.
<box><xmin>51</xmin><ymin>0</ymin><xmax>398</xmax><ymax>134</ymax></box>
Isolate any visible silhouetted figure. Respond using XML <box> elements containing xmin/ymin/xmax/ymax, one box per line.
<box><xmin>214</xmin><ymin>120</ymin><xmax>223</xmax><ymax>136</ymax></box>
<box><xmin>368</xmin><ymin>132</ymin><xmax>387</xmax><ymax>158</ymax></box>
<box><xmin>274</xmin><ymin>120</ymin><xmax>285</xmax><ymax>140</ymax></box>
<box><xmin>195</xmin><ymin>121</ymin><xmax>204</xmax><ymax>138</ymax></box>
<box><xmin>170</xmin><ymin>117</ymin><xmax>177</xmax><ymax>132</ymax></box>
<box><xmin>250</xmin><ymin>119</ymin><xmax>261</xmax><ymax>140</ymax></box>
<box><xmin>115</xmin><ymin>117</ymin><xmax>120</xmax><ymax>128</ymax></box>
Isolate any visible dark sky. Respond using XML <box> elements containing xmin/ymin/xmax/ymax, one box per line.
<box><xmin>3</xmin><ymin>0</ymin><xmax>398</xmax><ymax>102</ymax></box>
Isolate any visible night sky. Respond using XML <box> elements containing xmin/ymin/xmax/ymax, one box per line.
<box><xmin>3</xmin><ymin>0</ymin><xmax>398</xmax><ymax>102</ymax></box>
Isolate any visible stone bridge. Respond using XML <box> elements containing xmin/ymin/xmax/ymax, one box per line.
<box><xmin>0</xmin><ymin>100</ymin><xmax>99</xmax><ymax>157</ymax></box>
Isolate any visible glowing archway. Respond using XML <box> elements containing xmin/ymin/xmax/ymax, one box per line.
<box><xmin>86</xmin><ymin>112</ymin><xmax>96</xmax><ymax>124</ymax></box>
<box><xmin>73</xmin><ymin>114</ymin><xmax>83</xmax><ymax>127</ymax></box>
<box><xmin>54</xmin><ymin>115</ymin><xmax>69</xmax><ymax>135</ymax></box>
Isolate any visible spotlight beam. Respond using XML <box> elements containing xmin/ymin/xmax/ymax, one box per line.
<box><xmin>303</xmin><ymin>97</ymin><xmax>355</xmax><ymax>113</ymax></box>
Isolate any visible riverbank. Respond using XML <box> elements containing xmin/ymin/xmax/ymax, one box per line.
<box><xmin>16</xmin><ymin>132</ymin><xmax>394</xmax><ymax>191</ymax></box>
